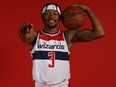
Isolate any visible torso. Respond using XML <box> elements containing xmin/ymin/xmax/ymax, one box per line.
<box><xmin>30</xmin><ymin>29</ymin><xmax>71</xmax><ymax>85</ymax></box>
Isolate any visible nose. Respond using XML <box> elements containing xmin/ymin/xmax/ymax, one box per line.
<box><xmin>49</xmin><ymin>13</ymin><xmax>55</xmax><ymax>19</ymax></box>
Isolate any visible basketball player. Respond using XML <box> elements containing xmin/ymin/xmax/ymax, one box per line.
<box><xmin>19</xmin><ymin>3</ymin><xmax>105</xmax><ymax>87</ymax></box>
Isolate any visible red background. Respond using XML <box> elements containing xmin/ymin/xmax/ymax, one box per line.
<box><xmin>0</xmin><ymin>0</ymin><xmax>116</xmax><ymax>87</ymax></box>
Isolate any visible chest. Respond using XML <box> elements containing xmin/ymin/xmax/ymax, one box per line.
<box><xmin>37</xmin><ymin>35</ymin><xmax>66</xmax><ymax>51</ymax></box>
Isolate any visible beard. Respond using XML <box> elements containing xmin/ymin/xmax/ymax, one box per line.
<box><xmin>47</xmin><ymin>24</ymin><xmax>57</xmax><ymax>29</ymax></box>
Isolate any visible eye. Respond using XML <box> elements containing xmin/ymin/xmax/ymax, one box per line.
<box><xmin>54</xmin><ymin>12</ymin><xmax>59</xmax><ymax>15</ymax></box>
<box><xmin>44</xmin><ymin>12</ymin><xmax>50</xmax><ymax>16</ymax></box>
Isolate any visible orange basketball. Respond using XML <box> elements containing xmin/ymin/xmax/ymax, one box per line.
<box><xmin>62</xmin><ymin>6</ymin><xmax>86</xmax><ymax>30</ymax></box>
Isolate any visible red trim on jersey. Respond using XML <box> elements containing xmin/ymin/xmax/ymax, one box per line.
<box><xmin>38</xmin><ymin>30</ymin><xmax>64</xmax><ymax>41</ymax></box>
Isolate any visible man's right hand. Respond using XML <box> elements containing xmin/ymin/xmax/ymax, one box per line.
<box><xmin>19</xmin><ymin>22</ymin><xmax>34</xmax><ymax>42</ymax></box>
<box><xmin>19</xmin><ymin>22</ymin><xmax>34</xmax><ymax>35</ymax></box>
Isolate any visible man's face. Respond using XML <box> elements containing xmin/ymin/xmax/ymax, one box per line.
<box><xmin>42</xmin><ymin>9</ymin><xmax>60</xmax><ymax>29</ymax></box>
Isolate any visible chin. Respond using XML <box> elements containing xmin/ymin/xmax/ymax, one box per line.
<box><xmin>48</xmin><ymin>24</ymin><xmax>57</xmax><ymax>29</ymax></box>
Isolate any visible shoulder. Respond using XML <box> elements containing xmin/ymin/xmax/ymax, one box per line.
<box><xmin>63</xmin><ymin>29</ymin><xmax>79</xmax><ymax>44</ymax></box>
<box><xmin>64</xmin><ymin>30</ymin><xmax>79</xmax><ymax>39</ymax></box>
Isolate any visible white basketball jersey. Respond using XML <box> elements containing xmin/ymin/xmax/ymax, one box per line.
<box><xmin>30</xmin><ymin>30</ymin><xmax>70</xmax><ymax>85</ymax></box>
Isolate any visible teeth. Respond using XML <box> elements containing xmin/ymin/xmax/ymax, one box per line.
<box><xmin>49</xmin><ymin>20</ymin><xmax>54</xmax><ymax>22</ymax></box>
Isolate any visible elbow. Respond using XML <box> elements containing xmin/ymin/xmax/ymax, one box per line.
<box><xmin>97</xmin><ymin>31</ymin><xmax>106</xmax><ymax>38</ymax></box>
<box><xmin>100</xmin><ymin>31</ymin><xmax>105</xmax><ymax>37</ymax></box>
<box><xmin>101</xmin><ymin>29</ymin><xmax>106</xmax><ymax>36</ymax></box>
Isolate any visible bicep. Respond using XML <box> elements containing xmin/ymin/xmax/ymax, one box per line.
<box><xmin>72</xmin><ymin>29</ymin><xmax>100</xmax><ymax>42</ymax></box>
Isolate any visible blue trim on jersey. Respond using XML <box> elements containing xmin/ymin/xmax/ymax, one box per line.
<box><xmin>32</xmin><ymin>51</ymin><xmax>69</xmax><ymax>61</ymax></box>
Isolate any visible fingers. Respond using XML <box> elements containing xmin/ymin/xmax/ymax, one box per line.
<box><xmin>20</xmin><ymin>22</ymin><xmax>34</xmax><ymax>35</ymax></box>
<box><xmin>68</xmin><ymin>3</ymin><xmax>89</xmax><ymax>11</ymax></box>
<box><xmin>68</xmin><ymin>3</ymin><xmax>81</xmax><ymax>7</ymax></box>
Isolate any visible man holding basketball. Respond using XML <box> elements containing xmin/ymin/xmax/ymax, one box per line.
<box><xmin>19</xmin><ymin>3</ymin><xmax>105</xmax><ymax>87</ymax></box>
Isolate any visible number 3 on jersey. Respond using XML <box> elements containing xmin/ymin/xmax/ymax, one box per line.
<box><xmin>48</xmin><ymin>52</ymin><xmax>55</xmax><ymax>68</ymax></box>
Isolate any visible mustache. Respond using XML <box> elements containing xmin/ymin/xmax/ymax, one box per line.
<box><xmin>43</xmin><ymin>18</ymin><xmax>59</xmax><ymax>22</ymax></box>
<box><xmin>46</xmin><ymin>19</ymin><xmax>57</xmax><ymax>21</ymax></box>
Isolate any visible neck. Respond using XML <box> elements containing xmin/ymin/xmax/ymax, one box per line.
<box><xmin>43</xmin><ymin>26</ymin><xmax>59</xmax><ymax>34</ymax></box>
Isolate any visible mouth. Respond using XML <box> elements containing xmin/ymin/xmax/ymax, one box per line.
<box><xmin>48</xmin><ymin>20</ymin><xmax>56</xmax><ymax>23</ymax></box>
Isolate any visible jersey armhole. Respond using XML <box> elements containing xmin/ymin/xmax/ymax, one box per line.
<box><xmin>63</xmin><ymin>32</ymin><xmax>70</xmax><ymax>55</ymax></box>
<box><xmin>30</xmin><ymin>33</ymin><xmax>39</xmax><ymax>54</ymax></box>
